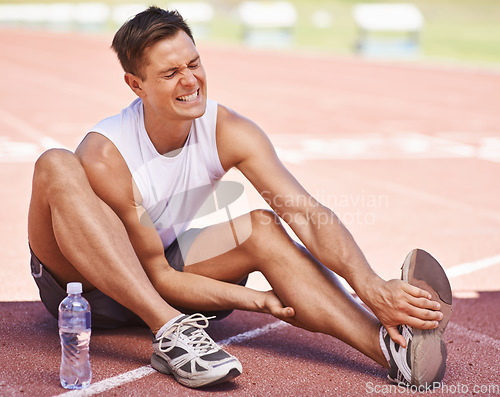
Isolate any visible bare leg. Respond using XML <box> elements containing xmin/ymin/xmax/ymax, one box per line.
<box><xmin>28</xmin><ymin>149</ymin><xmax>180</xmax><ymax>331</ymax></box>
<box><xmin>182</xmin><ymin>209</ymin><xmax>389</xmax><ymax>368</ymax></box>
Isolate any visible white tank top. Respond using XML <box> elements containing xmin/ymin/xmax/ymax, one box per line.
<box><xmin>88</xmin><ymin>98</ymin><xmax>226</xmax><ymax>248</ymax></box>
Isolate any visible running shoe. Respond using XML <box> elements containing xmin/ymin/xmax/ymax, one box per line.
<box><xmin>151</xmin><ymin>313</ymin><xmax>242</xmax><ymax>388</ymax></box>
<box><xmin>382</xmin><ymin>249</ymin><xmax>452</xmax><ymax>389</ymax></box>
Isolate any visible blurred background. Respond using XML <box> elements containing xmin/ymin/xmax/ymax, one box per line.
<box><xmin>1</xmin><ymin>1</ymin><xmax>499</xmax><ymax>298</ymax></box>
<box><xmin>1</xmin><ymin>0</ymin><xmax>499</xmax><ymax>67</ymax></box>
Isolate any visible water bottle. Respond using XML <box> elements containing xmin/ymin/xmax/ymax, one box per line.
<box><xmin>58</xmin><ymin>282</ymin><xmax>92</xmax><ymax>390</ymax></box>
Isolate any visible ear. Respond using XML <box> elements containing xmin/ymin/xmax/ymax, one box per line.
<box><xmin>124</xmin><ymin>73</ymin><xmax>145</xmax><ymax>97</ymax></box>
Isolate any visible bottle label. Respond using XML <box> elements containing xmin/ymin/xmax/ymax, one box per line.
<box><xmin>59</xmin><ymin>311</ymin><xmax>91</xmax><ymax>331</ymax></box>
<box><xmin>86</xmin><ymin>311</ymin><xmax>91</xmax><ymax>329</ymax></box>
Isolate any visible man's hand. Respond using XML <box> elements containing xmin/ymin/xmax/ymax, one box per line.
<box><xmin>362</xmin><ymin>278</ymin><xmax>443</xmax><ymax>348</ymax></box>
<box><xmin>259</xmin><ymin>290</ymin><xmax>295</xmax><ymax>320</ymax></box>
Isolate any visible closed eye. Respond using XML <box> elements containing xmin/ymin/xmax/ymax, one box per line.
<box><xmin>161</xmin><ymin>57</ymin><xmax>200</xmax><ymax>79</ymax></box>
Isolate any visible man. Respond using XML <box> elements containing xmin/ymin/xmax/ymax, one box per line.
<box><xmin>28</xmin><ymin>7</ymin><xmax>451</xmax><ymax>389</ymax></box>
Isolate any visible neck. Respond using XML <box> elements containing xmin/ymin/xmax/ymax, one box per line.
<box><xmin>143</xmin><ymin>109</ymin><xmax>192</xmax><ymax>156</ymax></box>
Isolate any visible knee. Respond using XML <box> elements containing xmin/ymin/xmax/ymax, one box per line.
<box><xmin>250</xmin><ymin>209</ymin><xmax>281</xmax><ymax>228</ymax></box>
<box><xmin>35</xmin><ymin>148</ymin><xmax>77</xmax><ymax>172</ymax></box>
<box><xmin>33</xmin><ymin>149</ymin><xmax>84</xmax><ymax>191</ymax></box>
<box><xmin>243</xmin><ymin>209</ymin><xmax>301</xmax><ymax>268</ymax></box>
<box><xmin>247</xmin><ymin>209</ymin><xmax>285</xmax><ymax>247</ymax></box>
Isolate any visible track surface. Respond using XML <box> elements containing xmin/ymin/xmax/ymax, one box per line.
<box><xmin>0</xmin><ymin>29</ymin><xmax>499</xmax><ymax>396</ymax></box>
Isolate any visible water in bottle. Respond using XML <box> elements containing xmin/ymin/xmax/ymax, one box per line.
<box><xmin>58</xmin><ymin>282</ymin><xmax>92</xmax><ymax>389</ymax></box>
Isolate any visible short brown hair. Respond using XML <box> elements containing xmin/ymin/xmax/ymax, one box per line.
<box><xmin>111</xmin><ymin>6</ymin><xmax>194</xmax><ymax>80</ymax></box>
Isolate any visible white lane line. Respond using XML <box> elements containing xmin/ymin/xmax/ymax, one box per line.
<box><xmin>0</xmin><ymin>107</ymin><xmax>67</xmax><ymax>150</ymax></box>
<box><xmin>56</xmin><ymin>320</ymin><xmax>288</xmax><ymax>397</ymax></box>
<box><xmin>56</xmin><ymin>366</ymin><xmax>156</xmax><ymax>397</ymax></box>
<box><xmin>218</xmin><ymin>319</ymin><xmax>289</xmax><ymax>346</ymax></box>
<box><xmin>445</xmin><ymin>254</ymin><xmax>500</xmax><ymax>278</ymax></box>
<box><xmin>273</xmin><ymin>133</ymin><xmax>500</xmax><ymax>163</ymax></box>
<box><xmin>448</xmin><ymin>323</ymin><xmax>500</xmax><ymax>351</ymax></box>
<box><xmin>0</xmin><ymin>136</ymin><xmax>39</xmax><ymax>162</ymax></box>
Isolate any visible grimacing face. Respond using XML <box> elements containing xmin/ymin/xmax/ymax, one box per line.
<box><xmin>138</xmin><ymin>30</ymin><xmax>208</xmax><ymax>123</ymax></box>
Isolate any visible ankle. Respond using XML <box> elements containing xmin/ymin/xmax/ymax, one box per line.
<box><xmin>153</xmin><ymin>314</ymin><xmax>185</xmax><ymax>339</ymax></box>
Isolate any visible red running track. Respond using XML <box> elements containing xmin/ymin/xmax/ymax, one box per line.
<box><xmin>0</xmin><ymin>29</ymin><xmax>499</xmax><ymax>396</ymax></box>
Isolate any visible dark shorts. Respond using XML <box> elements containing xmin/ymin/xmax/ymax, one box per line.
<box><xmin>30</xmin><ymin>228</ymin><xmax>247</xmax><ymax>329</ymax></box>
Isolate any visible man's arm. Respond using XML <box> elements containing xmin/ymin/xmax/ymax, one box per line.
<box><xmin>216</xmin><ymin>104</ymin><xmax>442</xmax><ymax>346</ymax></box>
<box><xmin>75</xmin><ymin>132</ymin><xmax>293</xmax><ymax>320</ymax></box>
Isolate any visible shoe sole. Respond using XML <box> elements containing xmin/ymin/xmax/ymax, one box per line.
<box><xmin>401</xmin><ymin>249</ymin><xmax>452</xmax><ymax>388</ymax></box>
<box><xmin>151</xmin><ymin>353</ymin><xmax>242</xmax><ymax>388</ymax></box>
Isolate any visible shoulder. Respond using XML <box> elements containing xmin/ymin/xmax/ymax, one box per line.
<box><xmin>216</xmin><ymin>104</ymin><xmax>277</xmax><ymax>171</ymax></box>
<box><xmin>76</xmin><ymin>132</ymin><xmax>122</xmax><ymax>173</ymax></box>
<box><xmin>216</xmin><ymin>104</ymin><xmax>261</xmax><ymax>133</ymax></box>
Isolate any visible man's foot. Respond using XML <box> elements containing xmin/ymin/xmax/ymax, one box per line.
<box><xmin>151</xmin><ymin>313</ymin><xmax>242</xmax><ymax>388</ymax></box>
<box><xmin>382</xmin><ymin>249</ymin><xmax>452</xmax><ymax>389</ymax></box>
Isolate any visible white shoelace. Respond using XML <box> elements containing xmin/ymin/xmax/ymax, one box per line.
<box><xmin>158</xmin><ymin>313</ymin><xmax>218</xmax><ymax>355</ymax></box>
